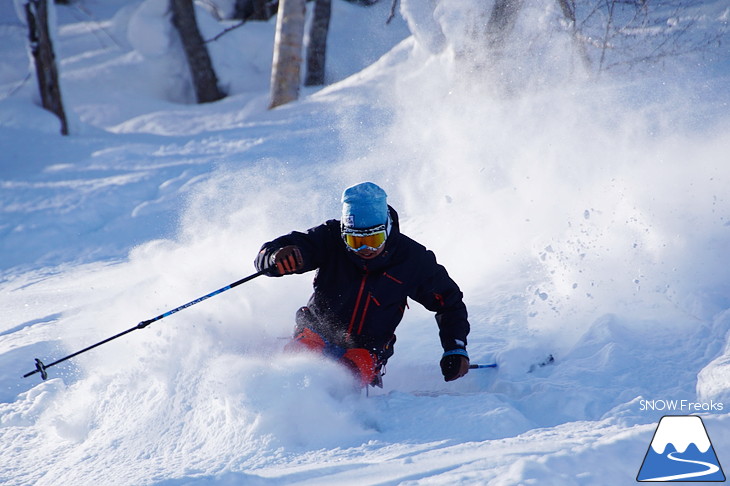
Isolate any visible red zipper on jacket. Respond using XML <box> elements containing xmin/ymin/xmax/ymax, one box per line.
<box><xmin>383</xmin><ymin>272</ymin><xmax>403</xmax><ymax>284</ymax></box>
<box><xmin>347</xmin><ymin>272</ymin><xmax>369</xmax><ymax>336</ymax></box>
<box><xmin>357</xmin><ymin>294</ymin><xmax>380</xmax><ymax>335</ymax></box>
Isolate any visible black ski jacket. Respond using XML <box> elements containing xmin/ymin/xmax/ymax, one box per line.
<box><xmin>256</xmin><ymin>207</ymin><xmax>470</xmax><ymax>356</ymax></box>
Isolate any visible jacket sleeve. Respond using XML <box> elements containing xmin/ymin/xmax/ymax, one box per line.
<box><xmin>255</xmin><ymin>221</ymin><xmax>338</xmax><ymax>276</ymax></box>
<box><xmin>412</xmin><ymin>250</ymin><xmax>470</xmax><ymax>352</ymax></box>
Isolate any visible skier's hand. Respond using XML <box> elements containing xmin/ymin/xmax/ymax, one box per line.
<box><xmin>440</xmin><ymin>350</ymin><xmax>469</xmax><ymax>382</ymax></box>
<box><xmin>271</xmin><ymin>245</ymin><xmax>304</xmax><ymax>276</ymax></box>
<box><xmin>256</xmin><ymin>245</ymin><xmax>303</xmax><ymax>276</ymax></box>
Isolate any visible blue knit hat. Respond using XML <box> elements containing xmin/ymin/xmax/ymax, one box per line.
<box><xmin>341</xmin><ymin>182</ymin><xmax>388</xmax><ymax>229</ymax></box>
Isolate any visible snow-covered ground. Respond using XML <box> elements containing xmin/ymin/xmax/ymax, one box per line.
<box><xmin>1</xmin><ymin>0</ymin><xmax>729</xmax><ymax>484</ymax></box>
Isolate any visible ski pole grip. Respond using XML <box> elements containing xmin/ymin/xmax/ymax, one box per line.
<box><xmin>469</xmin><ymin>363</ymin><xmax>498</xmax><ymax>369</ymax></box>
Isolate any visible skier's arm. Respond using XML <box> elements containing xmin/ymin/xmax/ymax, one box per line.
<box><xmin>412</xmin><ymin>251</ymin><xmax>470</xmax><ymax>350</ymax></box>
<box><xmin>255</xmin><ymin>222</ymin><xmax>335</xmax><ymax>276</ymax></box>
<box><xmin>412</xmin><ymin>250</ymin><xmax>471</xmax><ymax>381</ymax></box>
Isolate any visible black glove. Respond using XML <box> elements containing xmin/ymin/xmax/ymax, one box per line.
<box><xmin>256</xmin><ymin>245</ymin><xmax>303</xmax><ymax>276</ymax></box>
<box><xmin>440</xmin><ymin>350</ymin><xmax>469</xmax><ymax>382</ymax></box>
<box><xmin>255</xmin><ymin>248</ymin><xmax>275</xmax><ymax>275</ymax></box>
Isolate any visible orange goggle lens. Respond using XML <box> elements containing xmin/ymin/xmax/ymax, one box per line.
<box><xmin>343</xmin><ymin>229</ymin><xmax>387</xmax><ymax>252</ymax></box>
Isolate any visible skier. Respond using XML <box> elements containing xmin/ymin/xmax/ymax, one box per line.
<box><xmin>255</xmin><ymin>182</ymin><xmax>470</xmax><ymax>387</ymax></box>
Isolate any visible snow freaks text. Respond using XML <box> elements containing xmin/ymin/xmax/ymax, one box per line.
<box><xmin>639</xmin><ymin>399</ymin><xmax>724</xmax><ymax>412</ymax></box>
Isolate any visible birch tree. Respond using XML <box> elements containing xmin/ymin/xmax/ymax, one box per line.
<box><xmin>269</xmin><ymin>0</ymin><xmax>305</xmax><ymax>108</ymax></box>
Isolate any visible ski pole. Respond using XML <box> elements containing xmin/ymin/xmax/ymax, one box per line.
<box><xmin>23</xmin><ymin>269</ymin><xmax>266</xmax><ymax>381</ymax></box>
<box><xmin>469</xmin><ymin>363</ymin><xmax>498</xmax><ymax>369</ymax></box>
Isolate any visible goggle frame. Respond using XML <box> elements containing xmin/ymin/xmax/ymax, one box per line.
<box><xmin>341</xmin><ymin>220</ymin><xmax>389</xmax><ymax>253</ymax></box>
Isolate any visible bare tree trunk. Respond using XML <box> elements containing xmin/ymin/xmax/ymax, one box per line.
<box><xmin>234</xmin><ymin>0</ymin><xmax>274</xmax><ymax>21</ymax></box>
<box><xmin>597</xmin><ymin>0</ymin><xmax>615</xmax><ymax>73</ymax></box>
<box><xmin>25</xmin><ymin>0</ymin><xmax>69</xmax><ymax>135</ymax></box>
<box><xmin>455</xmin><ymin>0</ymin><xmax>523</xmax><ymax>70</ymax></box>
<box><xmin>486</xmin><ymin>0</ymin><xmax>524</xmax><ymax>52</ymax></box>
<box><xmin>304</xmin><ymin>0</ymin><xmax>331</xmax><ymax>86</ymax></box>
<box><xmin>555</xmin><ymin>0</ymin><xmax>592</xmax><ymax>71</ymax></box>
<box><xmin>269</xmin><ymin>0</ymin><xmax>305</xmax><ymax>109</ymax></box>
<box><xmin>170</xmin><ymin>0</ymin><xmax>225</xmax><ymax>103</ymax></box>
<box><xmin>243</xmin><ymin>0</ymin><xmax>275</xmax><ymax>20</ymax></box>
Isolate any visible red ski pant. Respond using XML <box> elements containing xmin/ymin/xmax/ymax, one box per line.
<box><xmin>284</xmin><ymin>328</ymin><xmax>377</xmax><ymax>386</ymax></box>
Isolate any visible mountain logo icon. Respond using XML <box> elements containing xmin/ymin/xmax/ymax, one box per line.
<box><xmin>637</xmin><ymin>415</ymin><xmax>726</xmax><ymax>482</ymax></box>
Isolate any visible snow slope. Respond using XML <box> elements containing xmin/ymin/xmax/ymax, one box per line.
<box><xmin>1</xmin><ymin>0</ymin><xmax>730</xmax><ymax>484</ymax></box>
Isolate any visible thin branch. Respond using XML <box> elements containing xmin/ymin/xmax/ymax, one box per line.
<box><xmin>598</xmin><ymin>0</ymin><xmax>615</xmax><ymax>72</ymax></box>
<box><xmin>206</xmin><ymin>19</ymin><xmax>247</xmax><ymax>43</ymax></box>
<box><xmin>2</xmin><ymin>72</ymin><xmax>32</xmax><ymax>100</ymax></box>
<box><xmin>386</xmin><ymin>0</ymin><xmax>398</xmax><ymax>24</ymax></box>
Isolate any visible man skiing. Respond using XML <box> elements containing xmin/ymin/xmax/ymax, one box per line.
<box><xmin>255</xmin><ymin>182</ymin><xmax>470</xmax><ymax>387</ymax></box>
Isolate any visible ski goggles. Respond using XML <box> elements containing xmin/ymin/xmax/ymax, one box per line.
<box><xmin>342</xmin><ymin>224</ymin><xmax>388</xmax><ymax>252</ymax></box>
